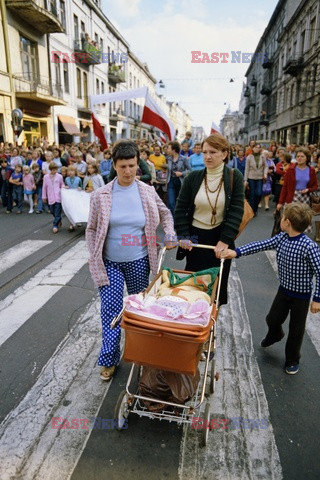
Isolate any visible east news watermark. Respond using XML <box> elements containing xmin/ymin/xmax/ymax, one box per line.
<box><xmin>191</xmin><ymin>51</ymin><xmax>269</xmax><ymax>64</ymax></box>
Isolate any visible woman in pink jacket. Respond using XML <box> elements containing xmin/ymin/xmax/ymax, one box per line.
<box><xmin>86</xmin><ymin>140</ymin><xmax>175</xmax><ymax>381</ymax></box>
<box><xmin>42</xmin><ymin>162</ymin><xmax>64</xmax><ymax>233</ymax></box>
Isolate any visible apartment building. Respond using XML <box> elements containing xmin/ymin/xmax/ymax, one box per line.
<box><xmin>0</xmin><ymin>0</ymin><xmax>66</xmax><ymax>145</ymax></box>
<box><xmin>242</xmin><ymin>0</ymin><xmax>320</xmax><ymax>145</ymax></box>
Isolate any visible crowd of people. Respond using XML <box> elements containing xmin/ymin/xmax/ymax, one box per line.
<box><xmin>2</xmin><ymin>133</ymin><xmax>320</xmax><ymax>380</ymax></box>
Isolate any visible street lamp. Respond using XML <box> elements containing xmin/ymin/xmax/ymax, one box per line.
<box><xmin>11</xmin><ymin>108</ymin><xmax>24</xmax><ymax>145</ymax></box>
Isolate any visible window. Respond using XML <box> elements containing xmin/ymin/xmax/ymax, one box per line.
<box><xmin>81</xmin><ymin>21</ymin><xmax>85</xmax><ymax>35</ymax></box>
<box><xmin>95</xmin><ymin>33</ymin><xmax>99</xmax><ymax>45</ymax></box>
<box><xmin>54</xmin><ymin>54</ymin><xmax>61</xmax><ymax>86</ymax></box>
<box><xmin>300</xmin><ymin>30</ymin><xmax>305</xmax><ymax>53</ymax></box>
<box><xmin>63</xmin><ymin>60</ymin><xmax>69</xmax><ymax>93</ymax></box>
<box><xmin>96</xmin><ymin>78</ymin><xmax>100</xmax><ymax>94</ymax></box>
<box><xmin>76</xmin><ymin>68</ymin><xmax>81</xmax><ymax>98</ymax></box>
<box><xmin>59</xmin><ymin>0</ymin><xmax>66</xmax><ymax>28</ymax></box>
<box><xmin>83</xmin><ymin>72</ymin><xmax>88</xmax><ymax>107</ymax></box>
<box><xmin>100</xmin><ymin>38</ymin><xmax>103</xmax><ymax>51</ymax></box>
<box><xmin>48</xmin><ymin>0</ymin><xmax>57</xmax><ymax>16</ymax></box>
<box><xmin>74</xmin><ymin>14</ymin><xmax>79</xmax><ymax>41</ymax></box>
<box><xmin>20</xmin><ymin>35</ymin><xmax>38</xmax><ymax>81</ymax></box>
<box><xmin>310</xmin><ymin>17</ymin><xmax>316</xmax><ymax>48</ymax></box>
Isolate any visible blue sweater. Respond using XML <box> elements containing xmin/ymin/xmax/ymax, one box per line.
<box><xmin>235</xmin><ymin>232</ymin><xmax>320</xmax><ymax>301</ymax></box>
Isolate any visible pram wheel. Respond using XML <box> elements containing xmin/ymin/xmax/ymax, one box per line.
<box><xmin>201</xmin><ymin>402</ymin><xmax>211</xmax><ymax>447</ymax></box>
<box><xmin>209</xmin><ymin>356</ymin><xmax>216</xmax><ymax>394</ymax></box>
<box><xmin>114</xmin><ymin>390</ymin><xmax>130</xmax><ymax>431</ymax></box>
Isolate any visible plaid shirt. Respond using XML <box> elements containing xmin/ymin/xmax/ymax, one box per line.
<box><xmin>235</xmin><ymin>232</ymin><xmax>320</xmax><ymax>301</ymax></box>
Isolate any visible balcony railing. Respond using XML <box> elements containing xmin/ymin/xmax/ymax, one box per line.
<box><xmin>13</xmin><ymin>73</ymin><xmax>66</xmax><ymax>106</ymax></box>
<box><xmin>108</xmin><ymin>64</ymin><xmax>126</xmax><ymax>84</ymax></box>
<box><xmin>283</xmin><ymin>56</ymin><xmax>304</xmax><ymax>76</ymax></box>
<box><xmin>5</xmin><ymin>0</ymin><xmax>64</xmax><ymax>33</ymax></box>
<box><xmin>260</xmin><ymin>84</ymin><xmax>272</xmax><ymax>95</ymax></box>
<box><xmin>259</xmin><ymin>117</ymin><xmax>270</xmax><ymax>126</ymax></box>
<box><xmin>74</xmin><ymin>39</ymin><xmax>102</xmax><ymax>65</ymax></box>
<box><xmin>243</xmin><ymin>106</ymin><xmax>250</xmax><ymax>115</ymax></box>
<box><xmin>250</xmin><ymin>76</ymin><xmax>257</xmax><ymax>87</ymax></box>
<box><xmin>262</xmin><ymin>55</ymin><xmax>273</xmax><ymax>69</ymax></box>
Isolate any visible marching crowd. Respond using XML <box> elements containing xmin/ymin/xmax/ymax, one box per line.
<box><xmin>2</xmin><ymin>132</ymin><xmax>320</xmax><ymax>380</ymax></box>
<box><xmin>1</xmin><ymin>134</ymin><xmax>320</xmax><ymax>236</ymax></box>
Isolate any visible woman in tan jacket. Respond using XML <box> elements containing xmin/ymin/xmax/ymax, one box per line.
<box><xmin>244</xmin><ymin>143</ymin><xmax>268</xmax><ymax>216</ymax></box>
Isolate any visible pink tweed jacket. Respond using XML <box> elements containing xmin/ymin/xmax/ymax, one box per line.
<box><xmin>86</xmin><ymin>178</ymin><xmax>175</xmax><ymax>287</ymax></box>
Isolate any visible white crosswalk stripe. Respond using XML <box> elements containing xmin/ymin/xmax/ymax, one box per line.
<box><xmin>0</xmin><ymin>240</ymin><xmax>52</xmax><ymax>275</ymax></box>
<box><xmin>0</xmin><ymin>240</ymin><xmax>88</xmax><ymax>347</ymax></box>
<box><xmin>179</xmin><ymin>266</ymin><xmax>283</xmax><ymax>480</ymax></box>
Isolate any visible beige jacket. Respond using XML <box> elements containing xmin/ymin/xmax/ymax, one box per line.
<box><xmin>244</xmin><ymin>154</ymin><xmax>268</xmax><ymax>181</ymax></box>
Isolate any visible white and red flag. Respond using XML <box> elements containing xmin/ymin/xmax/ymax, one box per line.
<box><xmin>210</xmin><ymin>121</ymin><xmax>221</xmax><ymax>134</ymax></box>
<box><xmin>91</xmin><ymin>113</ymin><xmax>108</xmax><ymax>150</ymax></box>
<box><xmin>141</xmin><ymin>91</ymin><xmax>175</xmax><ymax>141</ymax></box>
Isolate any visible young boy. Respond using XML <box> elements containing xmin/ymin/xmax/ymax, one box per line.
<box><xmin>219</xmin><ymin>203</ymin><xmax>320</xmax><ymax>375</ymax></box>
<box><xmin>9</xmin><ymin>163</ymin><xmax>23</xmax><ymax>213</ymax></box>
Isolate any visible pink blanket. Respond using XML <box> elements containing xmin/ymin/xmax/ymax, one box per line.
<box><xmin>124</xmin><ymin>294</ymin><xmax>210</xmax><ymax>326</ymax></box>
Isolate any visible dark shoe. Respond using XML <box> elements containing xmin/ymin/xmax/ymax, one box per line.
<box><xmin>285</xmin><ymin>364</ymin><xmax>299</xmax><ymax>375</ymax></box>
<box><xmin>261</xmin><ymin>332</ymin><xmax>285</xmax><ymax>347</ymax></box>
<box><xmin>16</xmin><ymin>211</ymin><xmax>22</xmax><ymax>214</ymax></box>
<box><xmin>36</xmin><ymin>210</ymin><xmax>42</xmax><ymax>214</ymax></box>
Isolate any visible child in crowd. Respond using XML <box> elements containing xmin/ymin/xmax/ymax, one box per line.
<box><xmin>60</xmin><ymin>166</ymin><xmax>68</xmax><ymax>182</ymax></box>
<box><xmin>22</xmin><ymin>165</ymin><xmax>36</xmax><ymax>213</ymax></box>
<box><xmin>31</xmin><ymin>162</ymin><xmax>45</xmax><ymax>214</ymax></box>
<box><xmin>140</xmin><ymin>148</ymin><xmax>156</xmax><ymax>185</ymax></box>
<box><xmin>64</xmin><ymin>165</ymin><xmax>82</xmax><ymax>232</ymax></box>
<box><xmin>74</xmin><ymin>151</ymin><xmax>87</xmax><ymax>180</ymax></box>
<box><xmin>99</xmin><ymin>149</ymin><xmax>112</xmax><ymax>184</ymax></box>
<box><xmin>220</xmin><ymin>203</ymin><xmax>320</xmax><ymax>375</ymax></box>
<box><xmin>42</xmin><ymin>161</ymin><xmax>64</xmax><ymax>233</ymax></box>
<box><xmin>83</xmin><ymin>163</ymin><xmax>104</xmax><ymax>192</ymax></box>
<box><xmin>0</xmin><ymin>157</ymin><xmax>13</xmax><ymax>213</ymax></box>
<box><xmin>9</xmin><ymin>164</ymin><xmax>23</xmax><ymax>213</ymax></box>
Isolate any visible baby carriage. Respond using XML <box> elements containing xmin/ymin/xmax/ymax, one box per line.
<box><xmin>112</xmin><ymin>245</ymin><xmax>224</xmax><ymax>447</ymax></box>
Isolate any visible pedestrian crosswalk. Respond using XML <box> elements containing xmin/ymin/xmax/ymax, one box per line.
<box><xmin>0</xmin><ymin>241</ymin><xmax>319</xmax><ymax>480</ymax></box>
<box><xmin>0</xmin><ymin>240</ymin><xmax>52</xmax><ymax>275</ymax></box>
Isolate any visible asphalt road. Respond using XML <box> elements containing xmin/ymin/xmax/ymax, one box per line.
<box><xmin>0</xmin><ymin>204</ymin><xmax>319</xmax><ymax>480</ymax></box>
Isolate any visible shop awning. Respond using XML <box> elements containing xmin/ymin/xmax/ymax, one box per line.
<box><xmin>58</xmin><ymin>115</ymin><xmax>82</xmax><ymax>136</ymax></box>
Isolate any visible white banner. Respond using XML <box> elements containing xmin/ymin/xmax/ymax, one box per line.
<box><xmin>61</xmin><ymin>189</ymin><xmax>91</xmax><ymax>224</ymax></box>
<box><xmin>90</xmin><ymin>86</ymin><xmax>148</xmax><ymax>109</ymax></box>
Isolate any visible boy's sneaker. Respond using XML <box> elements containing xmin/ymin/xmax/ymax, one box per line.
<box><xmin>35</xmin><ymin>210</ymin><xmax>42</xmax><ymax>214</ymax></box>
<box><xmin>261</xmin><ymin>332</ymin><xmax>285</xmax><ymax>347</ymax></box>
<box><xmin>28</xmin><ymin>209</ymin><xmax>34</xmax><ymax>214</ymax></box>
<box><xmin>285</xmin><ymin>364</ymin><xmax>299</xmax><ymax>375</ymax></box>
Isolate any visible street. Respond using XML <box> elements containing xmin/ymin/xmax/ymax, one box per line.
<box><xmin>0</xmin><ymin>206</ymin><xmax>319</xmax><ymax>480</ymax></box>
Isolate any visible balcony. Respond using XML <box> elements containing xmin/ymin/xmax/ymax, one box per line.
<box><xmin>283</xmin><ymin>56</ymin><xmax>304</xmax><ymax>76</ymax></box>
<box><xmin>5</xmin><ymin>0</ymin><xmax>64</xmax><ymax>33</ymax></box>
<box><xmin>108</xmin><ymin>64</ymin><xmax>126</xmax><ymax>84</ymax></box>
<box><xmin>244</xmin><ymin>87</ymin><xmax>250</xmax><ymax>97</ymax></box>
<box><xmin>13</xmin><ymin>74</ymin><xmax>66</xmax><ymax>106</ymax></box>
<box><xmin>250</xmin><ymin>76</ymin><xmax>257</xmax><ymax>87</ymax></box>
<box><xmin>260</xmin><ymin>84</ymin><xmax>271</xmax><ymax>95</ymax></box>
<box><xmin>249</xmin><ymin>100</ymin><xmax>256</xmax><ymax>107</ymax></box>
<box><xmin>243</xmin><ymin>106</ymin><xmax>250</xmax><ymax>115</ymax></box>
<box><xmin>110</xmin><ymin>108</ymin><xmax>126</xmax><ymax>121</ymax></box>
<box><xmin>259</xmin><ymin>117</ymin><xmax>270</xmax><ymax>126</ymax></box>
<box><xmin>262</xmin><ymin>55</ymin><xmax>273</xmax><ymax>69</ymax></box>
<box><xmin>74</xmin><ymin>39</ymin><xmax>102</xmax><ymax>66</ymax></box>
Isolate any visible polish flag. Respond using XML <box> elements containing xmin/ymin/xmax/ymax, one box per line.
<box><xmin>159</xmin><ymin>133</ymin><xmax>167</xmax><ymax>144</ymax></box>
<box><xmin>91</xmin><ymin>113</ymin><xmax>108</xmax><ymax>150</ymax></box>
<box><xmin>141</xmin><ymin>92</ymin><xmax>175</xmax><ymax>141</ymax></box>
<box><xmin>210</xmin><ymin>121</ymin><xmax>221</xmax><ymax>134</ymax></box>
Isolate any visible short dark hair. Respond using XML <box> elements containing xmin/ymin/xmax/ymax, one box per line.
<box><xmin>168</xmin><ymin>141</ymin><xmax>181</xmax><ymax>154</ymax></box>
<box><xmin>112</xmin><ymin>140</ymin><xmax>139</xmax><ymax>164</ymax></box>
<box><xmin>141</xmin><ymin>148</ymin><xmax>150</xmax><ymax>157</ymax></box>
<box><xmin>283</xmin><ymin>203</ymin><xmax>312</xmax><ymax>232</ymax></box>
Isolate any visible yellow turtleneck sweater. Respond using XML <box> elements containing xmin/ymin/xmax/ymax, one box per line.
<box><xmin>192</xmin><ymin>163</ymin><xmax>225</xmax><ymax>230</ymax></box>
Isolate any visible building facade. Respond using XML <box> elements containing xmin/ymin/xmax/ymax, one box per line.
<box><xmin>242</xmin><ymin>0</ymin><xmax>320</xmax><ymax>146</ymax></box>
<box><xmin>0</xmin><ymin>0</ymin><xmax>194</xmax><ymax>147</ymax></box>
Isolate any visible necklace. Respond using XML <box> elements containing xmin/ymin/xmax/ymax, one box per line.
<box><xmin>204</xmin><ymin>174</ymin><xmax>223</xmax><ymax>225</ymax></box>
